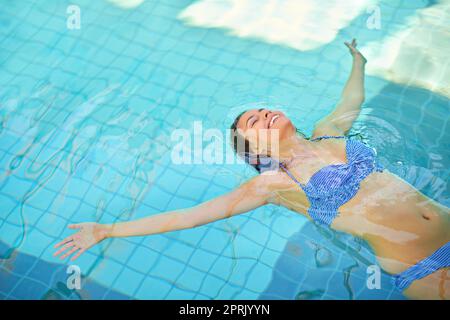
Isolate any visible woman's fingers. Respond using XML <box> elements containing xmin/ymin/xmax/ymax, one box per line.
<box><xmin>54</xmin><ymin>224</ymin><xmax>83</xmax><ymax>251</ymax></box>
<box><xmin>344</xmin><ymin>39</ymin><xmax>358</xmax><ymax>50</ymax></box>
<box><xmin>54</xmin><ymin>235</ymin><xmax>73</xmax><ymax>249</ymax></box>
<box><xmin>344</xmin><ymin>42</ymin><xmax>354</xmax><ymax>52</ymax></box>
<box><xmin>53</xmin><ymin>241</ymin><xmax>76</xmax><ymax>257</ymax></box>
<box><xmin>59</xmin><ymin>246</ymin><xmax>80</xmax><ymax>260</ymax></box>
<box><xmin>71</xmin><ymin>248</ymin><xmax>86</xmax><ymax>261</ymax></box>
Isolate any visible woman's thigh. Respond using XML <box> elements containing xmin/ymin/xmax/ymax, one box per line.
<box><xmin>403</xmin><ymin>268</ymin><xmax>449</xmax><ymax>300</ymax></box>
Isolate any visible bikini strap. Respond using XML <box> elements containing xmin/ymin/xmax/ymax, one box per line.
<box><xmin>279</xmin><ymin>162</ymin><xmax>307</xmax><ymax>191</ymax></box>
<box><xmin>310</xmin><ymin>135</ymin><xmax>346</xmax><ymax>141</ymax></box>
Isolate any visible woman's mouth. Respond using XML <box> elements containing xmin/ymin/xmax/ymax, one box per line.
<box><xmin>269</xmin><ymin>114</ymin><xmax>280</xmax><ymax>128</ymax></box>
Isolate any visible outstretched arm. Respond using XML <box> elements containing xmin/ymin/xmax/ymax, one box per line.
<box><xmin>54</xmin><ymin>175</ymin><xmax>272</xmax><ymax>261</ymax></box>
<box><xmin>312</xmin><ymin>39</ymin><xmax>367</xmax><ymax>138</ymax></box>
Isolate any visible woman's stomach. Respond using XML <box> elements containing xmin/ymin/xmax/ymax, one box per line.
<box><xmin>335</xmin><ymin>169</ymin><xmax>450</xmax><ymax>274</ymax></box>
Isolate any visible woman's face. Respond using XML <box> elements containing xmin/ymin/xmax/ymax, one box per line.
<box><xmin>235</xmin><ymin>109</ymin><xmax>297</xmax><ymax>155</ymax></box>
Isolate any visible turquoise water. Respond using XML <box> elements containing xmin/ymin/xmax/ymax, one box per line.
<box><xmin>0</xmin><ymin>0</ymin><xmax>448</xmax><ymax>299</ymax></box>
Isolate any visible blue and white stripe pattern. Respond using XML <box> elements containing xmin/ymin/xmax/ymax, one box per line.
<box><xmin>279</xmin><ymin>135</ymin><xmax>384</xmax><ymax>226</ymax></box>
<box><xmin>392</xmin><ymin>241</ymin><xmax>450</xmax><ymax>290</ymax></box>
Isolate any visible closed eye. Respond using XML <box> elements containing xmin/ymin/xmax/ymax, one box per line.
<box><xmin>247</xmin><ymin>116</ymin><xmax>257</xmax><ymax>128</ymax></box>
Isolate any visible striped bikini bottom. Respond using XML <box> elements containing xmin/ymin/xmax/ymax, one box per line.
<box><xmin>393</xmin><ymin>241</ymin><xmax>450</xmax><ymax>290</ymax></box>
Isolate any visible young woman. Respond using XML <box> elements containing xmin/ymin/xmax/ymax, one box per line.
<box><xmin>54</xmin><ymin>40</ymin><xmax>449</xmax><ymax>300</ymax></box>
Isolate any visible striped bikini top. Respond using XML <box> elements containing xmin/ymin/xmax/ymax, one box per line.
<box><xmin>278</xmin><ymin>135</ymin><xmax>384</xmax><ymax>226</ymax></box>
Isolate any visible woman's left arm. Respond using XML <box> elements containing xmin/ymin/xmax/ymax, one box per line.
<box><xmin>312</xmin><ymin>39</ymin><xmax>367</xmax><ymax>138</ymax></box>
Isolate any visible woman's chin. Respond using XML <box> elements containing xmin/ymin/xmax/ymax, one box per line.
<box><xmin>273</xmin><ymin>122</ymin><xmax>296</xmax><ymax>139</ymax></box>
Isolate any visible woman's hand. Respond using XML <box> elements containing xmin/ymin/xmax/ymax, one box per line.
<box><xmin>345</xmin><ymin>38</ymin><xmax>367</xmax><ymax>64</ymax></box>
<box><xmin>53</xmin><ymin>222</ymin><xmax>110</xmax><ymax>261</ymax></box>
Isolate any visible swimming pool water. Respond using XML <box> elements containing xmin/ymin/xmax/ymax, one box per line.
<box><xmin>0</xmin><ymin>0</ymin><xmax>448</xmax><ymax>299</ymax></box>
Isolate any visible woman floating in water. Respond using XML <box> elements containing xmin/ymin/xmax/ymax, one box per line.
<box><xmin>54</xmin><ymin>39</ymin><xmax>449</xmax><ymax>300</ymax></box>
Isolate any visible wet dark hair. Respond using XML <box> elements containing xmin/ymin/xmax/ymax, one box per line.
<box><xmin>229</xmin><ymin>109</ymin><xmax>310</xmax><ymax>173</ymax></box>
<box><xmin>230</xmin><ymin>110</ymin><xmax>260</xmax><ymax>172</ymax></box>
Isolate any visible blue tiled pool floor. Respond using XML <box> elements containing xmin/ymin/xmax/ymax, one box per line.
<box><xmin>0</xmin><ymin>0</ymin><xmax>448</xmax><ymax>299</ymax></box>
<box><xmin>0</xmin><ymin>240</ymin><xmax>131</xmax><ymax>300</ymax></box>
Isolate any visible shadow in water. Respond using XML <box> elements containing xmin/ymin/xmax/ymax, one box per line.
<box><xmin>259</xmin><ymin>221</ymin><xmax>406</xmax><ymax>300</ymax></box>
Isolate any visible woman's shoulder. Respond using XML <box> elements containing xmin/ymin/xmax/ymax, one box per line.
<box><xmin>251</xmin><ymin>169</ymin><xmax>301</xmax><ymax>195</ymax></box>
<box><xmin>254</xmin><ymin>169</ymin><xmax>309</xmax><ymax>208</ymax></box>
<box><xmin>310</xmin><ymin>134</ymin><xmax>347</xmax><ymax>141</ymax></box>
<box><xmin>311</xmin><ymin>121</ymin><xmax>346</xmax><ymax>140</ymax></box>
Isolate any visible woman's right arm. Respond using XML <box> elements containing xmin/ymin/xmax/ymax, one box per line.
<box><xmin>54</xmin><ymin>174</ymin><xmax>273</xmax><ymax>261</ymax></box>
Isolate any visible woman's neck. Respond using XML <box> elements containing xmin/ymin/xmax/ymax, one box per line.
<box><xmin>272</xmin><ymin>134</ymin><xmax>317</xmax><ymax>165</ymax></box>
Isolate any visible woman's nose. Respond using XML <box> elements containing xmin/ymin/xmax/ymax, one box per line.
<box><xmin>262</xmin><ymin>110</ymin><xmax>270</xmax><ymax>119</ymax></box>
